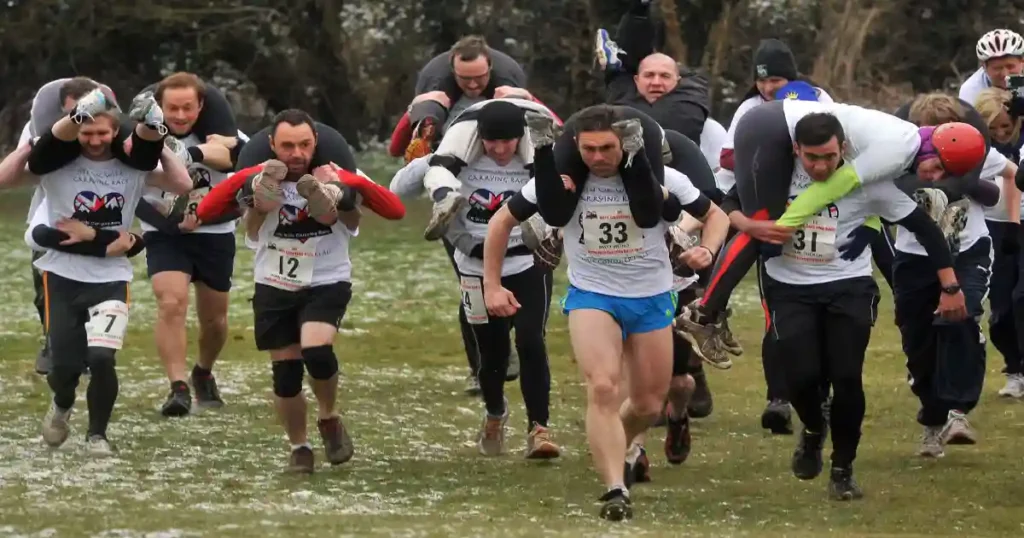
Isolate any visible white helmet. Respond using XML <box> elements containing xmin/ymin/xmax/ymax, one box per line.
<box><xmin>976</xmin><ymin>29</ymin><xmax>1024</xmax><ymax>62</ymax></box>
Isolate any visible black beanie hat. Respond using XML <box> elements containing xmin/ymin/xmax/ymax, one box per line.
<box><xmin>477</xmin><ymin>101</ymin><xmax>526</xmax><ymax>141</ymax></box>
<box><xmin>753</xmin><ymin>39</ymin><xmax>798</xmax><ymax>81</ymax></box>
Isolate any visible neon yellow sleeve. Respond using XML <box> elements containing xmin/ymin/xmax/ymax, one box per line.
<box><xmin>776</xmin><ymin>163</ymin><xmax>862</xmax><ymax>228</ymax></box>
<box><xmin>863</xmin><ymin>215</ymin><xmax>881</xmax><ymax>231</ymax></box>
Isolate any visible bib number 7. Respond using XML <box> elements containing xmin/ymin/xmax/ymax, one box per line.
<box><xmin>85</xmin><ymin>300</ymin><xmax>130</xmax><ymax>350</ymax></box>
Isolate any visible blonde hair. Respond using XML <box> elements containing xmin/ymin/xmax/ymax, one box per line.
<box><xmin>908</xmin><ymin>92</ymin><xmax>964</xmax><ymax>126</ymax></box>
<box><xmin>974</xmin><ymin>87</ymin><xmax>1021</xmax><ymax>144</ymax></box>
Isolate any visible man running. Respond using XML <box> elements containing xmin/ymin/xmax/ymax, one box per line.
<box><xmin>675</xmin><ymin>100</ymin><xmax>987</xmax><ymax>366</ymax></box>
<box><xmin>484</xmin><ymin>104</ymin><xmax>725</xmax><ymax>520</ymax></box>
<box><xmin>222</xmin><ymin>109</ymin><xmax>364</xmax><ymax>472</ymax></box>
<box><xmin>13</xmin><ymin>89</ymin><xmax>191</xmax><ymax>454</ymax></box>
<box><xmin>763</xmin><ymin>112</ymin><xmax>966</xmax><ymax>500</ymax></box>
<box><xmin>136</xmin><ymin>72</ymin><xmax>244</xmax><ymax>417</ymax></box>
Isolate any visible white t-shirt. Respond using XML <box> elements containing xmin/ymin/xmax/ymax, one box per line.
<box><xmin>141</xmin><ymin>133</ymin><xmax>235</xmax><ymax>235</ymax></box>
<box><xmin>766</xmin><ymin>162</ymin><xmax>917</xmax><ymax>285</ymax></box>
<box><xmin>896</xmin><ymin>149</ymin><xmax>1007</xmax><ymax>256</ymax></box>
<box><xmin>983</xmin><ymin>148</ymin><xmax>1021</xmax><ymax>222</ymax></box>
<box><xmin>699</xmin><ymin>118</ymin><xmax>727</xmax><ymax>173</ymax></box>
<box><xmin>24</xmin><ymin>198</ymin><xmax>49</xmax><ymax>252</ymax></box>
<box><xmin>958</xmin><ymin>69</ymin><xmax>990</xmax><ymax>107</ymax></box>
<box><xmin>519</xmin><ymin>167</ymin><xmax>701</xmax><ymax>298</ymax></box>
<box><xmin>717</xmin><ymin>88</ymin><xmax>835</xmax><ymax>192</ymax></box>
<box><xmin>452</xmin><ymin>155</ymin><xmax>533</xmax><ymax>277</ymax></box>
<box><xmin>17</xmin><ymin>121</ymin><xmax>47</xmax><ymax>225</ymax></box>
<box><xmin>252</xmin><ymin>181</ymin><xmax>357</xmax><ymax>291</ymax></box>
<box><xmin>33</xmin><ymin>157</ymin><xmax>148</xmax><ymax>283</ymax></box>
<box><xmin>782</xmin><ymin>100</ymin><xmax>922</xmax><ymax>186</ymax></box>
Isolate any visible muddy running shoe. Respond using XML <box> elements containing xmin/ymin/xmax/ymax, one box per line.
<box><xmin>129</xmin><ymin>91</ymin><xmax>168</xmax><ymax>136</ymax></box>
<box><xmin>998</xmin><ymin>373</ymin><xmax>1024</xmax><ymax>398</ymax></box>
<box><xmin>86</xmin><ymin>434</ymin><xmax>114</xmax><ymax>457</ymax></box>
<box><xmin>720</xmin><ymin>307</ymin><xmax>744</xmax><ymax>356</ymax></box>
<box><xmin>288</xmin><ymin>445</ymin><xmax>315</xmax><ymax>473</ymax></box>
<box><xmin>624</xmin><ymin>445</ymin><xmax>651</xmax><ymax>487</ymax></box>
<box><xmin>664</xmin><ymin>414</ymin><xmax>692</xmax><ymax>465</ymax></box>
<box><xmin>191</xmin><ymin>370</ymin><xmax>224</xmax><ymax>409</ymax></box>
<box><xmin>317</xmin><ymin>415</ymin><xmax>355</xmax><ymax>465</ymax></box>
<box><xmin>525</xmin><ymin>111</ymin><xmax>561</xmax><ymax>148</ymax></box>
<box><xmin>424</xmin><ymin>190</ymin><xmax>467</xmax><ymax>241</ymax></box>
<box><xmin>252</xmin><ymin>159</ymin><xmax>288</xmax><ymax>209</ymax></box>
<box><xmin>611</xmin><ymin>118</ymin><xmax>644</xmax><ymax>167</ymax></box>
<box><xmin>598</xmin><ymin>488</ymin><xmax>632</xmax><ymax>521</ymax></box>
<box><xmin>828</xmin><ymin>467</ymin><xmax>864</xmax><ymax>501</ymax></box>
<box><xmin>525</xmin><ymin>423</ymin><xmax>561</xmax><ymax>459</ymax></box>
<box><xmin>41</xmin><ymin>402</ymin><xmax>72</xmax><ymax>448</ymax></box>
<box><xmin>792</xmin><ymin>428</ymin><xmax>825</xmax><ymax>480</ymax></box>
<box><xmin>939</xmin><ymin>199</ymin><xmax>969</xmax><ymax>255</ymax></box>
<box><xmin>918</xmin><ymin>425</ymin><xmax>944</xmax><ymax>458</ymax></box>
<box><xmin>477</xmin><ymin>399</ymin><xmax>509</xmax><ymax>456</ymax></box>
<box><xmin>594</xmin><ymin>29</ymin><xmax>624</xmax><ymax>72</ymax></box>
<box><xmin>296</xmin><ymin>174</ymin><xmax>340</xmax><ymax>222</ymax></box>
<box><xmin>912</xmin><ymin>188</ymin><xmax>948</xmax><ymax>223</ymax></box>
<box><xmin>464</xmin><ymin>373</ymin><xmax>482</xmax><ymax>396</ymax></box>
<box><xmin>761</xmin><ymin>399</ymin><xmax>794</xmax><ymax>435</ymax></box>
<box><xmin>71</xmin><ymin>88</ymin><xmax>115</xmax><ymax>124</ymax></box>
<box><xmin>519</xmin><ymin>214</ymin><xmax>547</xmax><ymax>251</ymax></box>
<box><xmin>941</xmin><ymin>410</ymin><xmax>976</xmax><ymax>445</ymax></box>
<box><xmin>160</xmin><ymin>383</ymin><xmax>192</xmax><ymax>417</ymax></box>
<box><xmin>34</xmin><ymin>343</ymin><xmax>51</xmax><ymax>375</ymax></box>
<box><xmin>674</xmin><ymin>302</ymin><xmax>731</xmax><ymax>369</ymax></box>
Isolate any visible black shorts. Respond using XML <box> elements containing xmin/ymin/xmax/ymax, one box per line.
<box><xmin>672</xmin><ymin>287</ymin><xmax>701</xmax><ymax>376</ymax></box>
<box><xmin>43</xmin><ymin>271</ymin><xmax>131</xmax><ymax>367</ymax></box>
<box><xmin>763</xmin><ymin>276</ymin><xmax>880</xmax><ymax>342</ymax></box>
<box><xmin>252</xmin><ymin>282</ymin><xmax>352</xmax><ymax>351</ymax></box>
<box><xmin>143</xmin><ymin>231</ymin><xmax>236</xmax><ymax>292</ymax></box>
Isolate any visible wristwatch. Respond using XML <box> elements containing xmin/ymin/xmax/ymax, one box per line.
<box><xmin>941</xmin><ymin>284</ymin><xmax>961</xmax><ymax>295</ymax></box>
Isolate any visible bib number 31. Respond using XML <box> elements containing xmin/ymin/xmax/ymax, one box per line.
<box><xmin>85</xmin><ymin>300</ymin><xmax>130</xmax><ymax>350</ymax></box>
<box><xmin>782</xmin><ymin>216</ymin><xmax>838</xmax><ymax>263</ymax></box>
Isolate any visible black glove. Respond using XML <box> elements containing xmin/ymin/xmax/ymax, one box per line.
<box><xmin>1003</xmin><ymin>221</ymin><xmax>1021</xmax><ymax>255</ymax></box>
<box><xmin>759</xmin><ymin>243</ymin><xmax>783</xmax><ymax>260</ymax></box>
<box><xmin>1006</xmin><ymin>94</ymin><xmax>1024</xmax><ymax>121</ymax></box>
<box><xmin>838</xmin><ymin>225</ymin><xmax>880</xmax><ymax>261</ymax></box>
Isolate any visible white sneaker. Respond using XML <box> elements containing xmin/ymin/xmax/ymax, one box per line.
<box><xmin>941</xmin><ymin>410</ymin><xmax>976</xmax><ymax>445</ymax></box>
<box><xmin>72</xmin><ymin>88</ymin><xmax>115</xmax><ymax>124</ymax></box>
<box><xmin>41</xmin><ymin>402</ymin><xmax>72</xmax><ymax>448</ymax></box>
<box><xmin>423</xmin><ymin>191</ymin><xmax>467</xmax><ymax>241</ymax></box>
<box><xmin>998</xmin><ymin>374</ymin><xmax>1024</xmax><ymax>398</ymax></box>
<box><xmin>917</xmin><ymin>425</ymin><xmax>944</xmax><ymax>458</ymax></box>
<box><xmin>86</xmin><ymin>435</ymin><xmax>114</xmax><ymax>457</ymax></box>
<box><xmin>129</xmin><ymin>91</ymin><xmax>168</xmax><ymax>135</ymax></box>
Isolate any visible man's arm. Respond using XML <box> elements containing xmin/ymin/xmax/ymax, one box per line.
<box><xmin>244</xmin><ymin>207</ymin><xmax>266</xmax><ymax>242</ymax></box>
<box><xmin>1000</xmin><ymin>161</ymin><xmax>1021</xmax><ymax>223</ymax></box>
<box><xmin>0</xmin><ymin>144</ymin><xmax>36</xmax><ymax>189</ymax></box>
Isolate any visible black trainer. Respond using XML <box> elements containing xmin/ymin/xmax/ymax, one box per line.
<box><xmin>761</xmin><ymin>399</ymin><xmax>794</xmax><ymax>435</ymax></box>
<box><xmin>161</xmin><ymin>384</ymin><xmax>192</xmax><ymax>417</ymax></box>
<box><xmin>191</xmin><ymin>371</ymin><xmax>225</xmax><ymax>409</ymax></box>
<box><xmin>598</xmin><ymin>488</ymin><xmax>632</xmax><ymax>521</ymax></box>
<box><xmin>624</xmin><ymin>446</ymin><xmax>651</xmax><ymax>488</ymax></box>
<box><xmin>828</xmin><ymin>467</ymin><xmax>864</xmax><ymax>501</ymax></box>
<box><xmin>791</xmin><ymin>429</ymin><xmax>825</xmax><ymax>480</ymax></box>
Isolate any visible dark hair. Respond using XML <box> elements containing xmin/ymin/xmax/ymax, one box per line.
<box><xmin>155</xmin><ymin>72</ymin><xmax>207</xmax><ymax>104</ymax></box>
<box><xmin>59</xmin><ymin>77</ymin><xmax>99</xmax><ymax>104</ymax></box>
<box><xmin>271</xmin><ymin>109</ymin><xmax>317</xmax><ymax>137</ymax></box>
<box><xmin>449</xmin><ymin>35</ymin><xmax>491</xmax><ymax>67</ymax></box>
<box><xmin>794</xmin><ymin>113</ymin><xmax>846</xmax><ymax>147</ymax></box>
<box><xmin>573</xmin><ymin>104</ymin><xmax>622</xmax><ymax>134</ymax></box>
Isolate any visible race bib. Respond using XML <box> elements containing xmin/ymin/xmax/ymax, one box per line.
<box><xmin>581</xmin><ymin>205</ymin><xmax>643</xmax><ymax>259</ymax></box>
<box><xmin>185</xmin><ymin>186</ymin><xmax>210</xmax><ymax>215</ymax></box>
<box><xmin>460</xmin><ymin>276</ymin><xmax>488</xmax><ymax>325</ymax></box>
<box><xmin>260</xmin><ymin>238</ymin><xmax>319</xmax><ymax>291</ymax></box>
<box><xmin>85</xmin><ymin>300</ymin><xmax>130</xmax><ymax>350</ymax></box>
<box><xmin>782</xmin><ymin>215</ymin><xmax>838</xmax><ymax>264</ymax></box>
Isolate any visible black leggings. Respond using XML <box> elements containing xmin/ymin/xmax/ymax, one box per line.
<box><xmin>237</xmin><ymin>122</ymin><xmax>358</xmax><ymax>172</ymax></box>
<box><xmin>757</xmin><ymin>260</ymin><xmax>788</xmax><ymax>402</ymax></box>
<box><xmin>767</xmin><ymin>277</ymin><xmax>878</xmax><ymax>468</ymax></box>
<box><xmin>537</xmin><ymin>106</ymin><xmax>665</xmax><ymax>228</ymax></box>
<box><xmin>701</xmin><ymin>101</ymin><xmax>793</xmax><ymax>314</ymax></box>
<box><xmin>442</xmin><ymin>239</ymin><xmax>481</xmax><ymax>375</ymax></box>
<box><xmin>870</xmin><ymin>221</ymin><xmax>897</xmax><ymax>291</ymax></box>
<box><xmin>471</xmin><ymin>264</ymin><xmax>553</xmax><ymax>430</ymax></box>
<box><xmin>665</xmin><ymin>129</ymin><xmax>720</xmax><ymax>203</ymax></box>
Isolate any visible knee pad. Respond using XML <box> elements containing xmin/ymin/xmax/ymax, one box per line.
<box><xmin>272</xmin><ymin>359</ymin><xmax>304</xmax><ymax>398</ymax></box>
<box><xmin>302</xmin><ymin>345</ymin><xmax>339</xmax><ymax>380</ymax></box>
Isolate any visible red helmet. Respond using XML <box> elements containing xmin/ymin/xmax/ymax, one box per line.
<box><xmin>932</xmin><ymin>122</ymin><xmax>986</xmax><ymax>176</ymax></box>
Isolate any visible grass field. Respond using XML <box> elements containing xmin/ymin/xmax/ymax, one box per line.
<box><xmin>1</xmin><ymin>154</ymin><xmax>1022</xmax><ymax>537</ymax></box>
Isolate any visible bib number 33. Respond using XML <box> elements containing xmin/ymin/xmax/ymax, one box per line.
<box><xmin>580</xmin><ymin>205</ymin><xmax>643</xmax><ymax>259</ymax></box>
<box><xmin>85</xmin><ymin>300</ymin><xmax>130</xmax><ymax>350</ymax></box>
